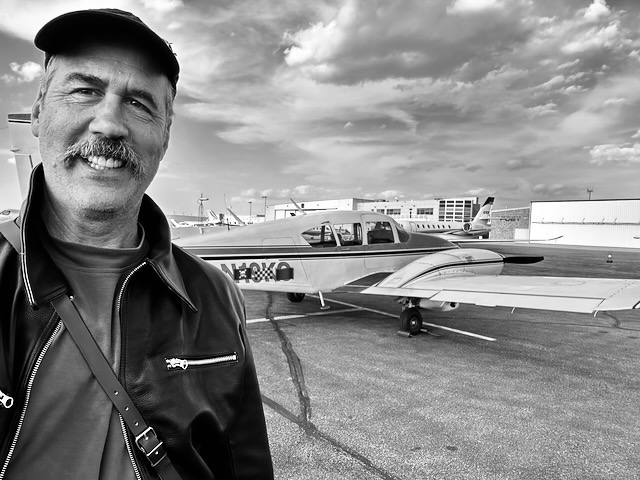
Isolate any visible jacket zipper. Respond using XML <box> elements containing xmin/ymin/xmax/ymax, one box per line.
<box><xmin>0</xmin><ymin>320</ymin><xmax>63</xmax><ymax>480</ymax></box>
<box><xmin>119</xmin><ymin>415</ymin><xmax>142</xmax><ymax>480</ymax></box>
<box><xmin>165</xmin><ymin>353</ymin><xmax>238</xmax><ymax>371</ymax></box>
<box><xmin>116</xmin><ymin>261</ymin><xmax>147</xmax><ymax>480</ymax></box>
<box><xmin>0</xmin><ymin>390</ymin><xmax>13</xmax><ymax>409</ymax></box>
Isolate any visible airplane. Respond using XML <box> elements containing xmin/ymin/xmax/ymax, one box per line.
<box><xmin>8</xmin><ymin>113</ymin><xmax>640</xmax><ymax>336</ymax></box>
<box><xmin>175</xmin><ymin>209</ymin><xmax>640</xmax><ymax>334</ymax></box>
<box><xmin>397</xmin><ymin>197</ymin><xmax>494</xmax><ymax>237</ymax></box>
<box><xmin>169</xmin><ymin>210</ymin><xmax>221</xmax><ymax>228</ymax></box>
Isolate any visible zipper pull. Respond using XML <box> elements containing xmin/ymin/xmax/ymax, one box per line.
<box><xmin>165</xmin><ymin>358</ymin><xmax>189</xmax><ymax>370</ymax></box>
<box><xmin>0</xmin><ymin>389</ymin><xmax>14</xmax><ymax>409</ymax></box>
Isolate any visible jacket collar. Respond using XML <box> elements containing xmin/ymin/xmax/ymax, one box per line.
<box><xmin>21</xmin><ymin>164</ymin><xmax>196</xmax><ymax>311</ymax></box>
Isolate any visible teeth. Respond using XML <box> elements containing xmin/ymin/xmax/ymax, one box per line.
<box><xmin>86</xmin><ymin>156</ymin><xmax>124</xmax><ymax>170</ymax></box>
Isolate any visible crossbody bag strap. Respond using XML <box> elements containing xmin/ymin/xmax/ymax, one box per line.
<box><xmin>51</xmin><ymin>294</ymin><xmax>182</xmax><ymax>480</ymax></box>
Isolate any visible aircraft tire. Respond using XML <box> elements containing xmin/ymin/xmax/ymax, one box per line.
<box><xmin>287</xmin><ymin>292</ymin><xmax>306</xmax><ymax>303</ymax></box>
<box><xmin>400</xmin><ymin>307</ymin><xmax>423</xmax><ymax>335</ymax></box>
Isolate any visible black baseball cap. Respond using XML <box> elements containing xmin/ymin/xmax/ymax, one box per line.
<box><xmin>34</xmin><ymin>8</ymin><xmax>179</xmax><ymax>88</ymax></box>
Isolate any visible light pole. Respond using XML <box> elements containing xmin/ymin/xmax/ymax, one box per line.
<box><xmin>248</xmin><ymin>201</ymin><xmax>253</xmax><ymax>223</ymax></box>
<box><xmin>262</xmin><ymin>195</ymin><xmax>267</xmax><ymax>220</ymax></box>
<box><xmin>197</xmin><ymin>193</ymin><xmax>209</xmax><ymax>221</ymax></box>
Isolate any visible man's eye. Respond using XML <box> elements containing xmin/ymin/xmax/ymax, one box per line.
<box><xmin>128</xmin><ymin>99</ymin><xmax>150</xmax><ymax>112</ymax></box>
<box><xmin>73</xmin><ymin>88</ymin><xmax>98</xmax><ymax>96</ymax></box>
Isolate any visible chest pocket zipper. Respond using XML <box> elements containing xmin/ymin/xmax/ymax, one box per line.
<box><xmin>0</xmin><ymin>389</ymin><xmax>13</xmax><ymax>409</ymax></box>
<box><xmin>165</xmin><ymin>353</ymin><xmax>238</xmax><ymax>371</ymax></box>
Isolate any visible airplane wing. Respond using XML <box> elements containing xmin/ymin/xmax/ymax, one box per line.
<box><xmin>362</xmin><ymin>274</ymin><xmax>640</xmax><ymax>313</ymax></box>
<box><xmin>333</xmin><ymin>272</ymin><xmax>394</xmax><ymax>294</ymax></box>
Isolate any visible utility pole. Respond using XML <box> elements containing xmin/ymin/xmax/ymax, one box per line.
<box><xmin>248</xmin><ymin>201</ymin><xmax>253</xmax><ymax>223</ymax></box>
<box><xmin>262</xmin><ymin>195</ymin><xmax>267</xmax><ymax>220</ymax></box>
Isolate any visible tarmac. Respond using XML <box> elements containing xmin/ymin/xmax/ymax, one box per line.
<box><xmin>243</xmin><ymin>243</ymin><xmax>640</xmax><ymax>479</ymax></box>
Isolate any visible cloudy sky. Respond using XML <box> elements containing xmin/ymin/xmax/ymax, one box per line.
<box><xmin>1</xmin><ymin>0</ymin><xmax>640</xmax><ymax>216</ymax></box>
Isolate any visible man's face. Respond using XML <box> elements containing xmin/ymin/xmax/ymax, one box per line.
<box><xmin>31</xmin><ymin>41</ymin><xmax>173</xmax><ymax>218</ymax></box>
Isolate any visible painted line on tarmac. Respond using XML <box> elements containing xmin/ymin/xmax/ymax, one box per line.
<box><xmin>423</xmin><ymin>323</ymin><xmax>496</xmax><ymax>341</ymax></box>
<box><xmin>323</xmin><ymin>296</ymin><xmax>496</xmax><ymax>342</ymax></box>
<box><xmin>247</xmin><ymin>308</ymin><xmax>362</xmax><ymax>324</ymax></box>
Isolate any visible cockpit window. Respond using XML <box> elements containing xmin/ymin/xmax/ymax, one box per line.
<box><xmin>302</xmin><ymin>224</ymin><xmax>336</xmax><ymax>247</ymax></box>
<box><xmin>365</xmin><ymin>221</ymin><xmax>396</xmax><ymax>244</ymax></box>
<box><xmin>332</xmin><ymin>223</ymin><xmax>363</xmax><ymax>246</ymax></box>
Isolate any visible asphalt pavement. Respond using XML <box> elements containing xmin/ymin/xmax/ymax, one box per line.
<box><xmin>244</xmin><ymin>243</ymin><xmax>640</xmax><ymax>479</ymax></box>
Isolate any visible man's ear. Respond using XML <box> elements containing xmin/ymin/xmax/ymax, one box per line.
<box><xmin>31</xmin><ymin>92</ymin><xmax>43</xmax><ymax>138</ymax></box>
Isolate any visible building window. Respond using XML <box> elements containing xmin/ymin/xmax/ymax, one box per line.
<box><xmin>416</xmin><ymin>208</ymin><xmax>433</xmax><ymax>215</ymax></box>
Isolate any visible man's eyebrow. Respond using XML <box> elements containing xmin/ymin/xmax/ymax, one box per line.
<box><xmin>64</xmin><ymin>72</ymin><xmax>160</xmax><ymax>112</ymax></box>
<box><xmin>65</xmin><ymin>72</ymin><xmax>107</xmax><ymax>89</ymax></box>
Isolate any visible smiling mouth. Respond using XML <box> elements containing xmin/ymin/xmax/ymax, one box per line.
<box><xmin>85</xmin><ymin>155</ymin><xmax>125</xmax><ymax>170</ymax></box>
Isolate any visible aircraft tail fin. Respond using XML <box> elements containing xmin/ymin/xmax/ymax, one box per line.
<box><xmin>472</xmin><ymin>197</ymin><xmax>494</xmax><ymax>224</ymax></box>
<box><xmin>206</xmin><ymin>209</ymin><xmax>219</xmax><ymax>223</ymax></box>
<box><xmin>226</xmin><ymin>207</ymin><xmax>246</xmax><ymax>226</ymax></box>
<box><xmin>290</xmin><ymin>198</ymin><xmax>307</xmax><ymax>215</ymax></box>
<box><xmin>8</xmin><ymin>113</ymin><xmax>40</xmax><ymax>201</ymax></box>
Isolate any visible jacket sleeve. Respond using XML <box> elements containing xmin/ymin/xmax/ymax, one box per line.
<box><xmin>227</xmin><ymin>317</ymin><xmax>274</xmax><ymax>479</ymax></box>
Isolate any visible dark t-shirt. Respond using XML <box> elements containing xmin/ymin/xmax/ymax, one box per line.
<box><xmin>5</xmin><ymin>227</ymin><xmax>149</xmax><ymax>479</ymax></box>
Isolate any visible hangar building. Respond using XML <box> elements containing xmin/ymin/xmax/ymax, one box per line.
<box><xmin>489</xmin><ymin>207</ymin><xmax>531</xmax><ymax>240</ymax></box>
<box><xmin>528</xmin><ymin>199</ymin><xmax>640</xmax><ymax>249</ymax></box>
<box><xmin>268</xmin><ymin>197</ymin><xmax>481</xmax><ymax>222</ymax></box>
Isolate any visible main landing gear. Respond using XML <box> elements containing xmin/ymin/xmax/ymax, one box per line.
<box><xmin>397</xmin><ymin>299</ymin><xmax>440</xmax><ymax>338</ymax></box>
<box><xmin>399</xmin><ymin>307</ymin><xmax>423</xmax><ymax>336</ymax></box>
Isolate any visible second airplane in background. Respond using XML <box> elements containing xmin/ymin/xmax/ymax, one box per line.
<box><xmin>397</xmin><ymin>197</ymin><xmax>494</xmax><ymax>237</ymax></box>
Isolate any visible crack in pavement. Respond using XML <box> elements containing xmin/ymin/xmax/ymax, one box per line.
<box><xmin>261</xmin><ymin>292</ymin><xmax>403</xmax><ymax>480</ymax></box>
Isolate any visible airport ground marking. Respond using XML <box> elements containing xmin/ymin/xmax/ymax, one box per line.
<box><xmin>248</xmin><ymin>295</ymin><xmax>495</xmax><ymax>341</ymax></box>
<box><xmin>247</xmin><ymin>308</ymin><xmax>362</xmax><ymax>324</ymax></box>
<box><xmin>319</xmin><ymin>296</ymin><xmax>496</xmax><ymax>341</ymax></box>
<box><xmin>423</xmin><ymin>323</ymin><xmax>496</xmax><ymax>341</ymax></box>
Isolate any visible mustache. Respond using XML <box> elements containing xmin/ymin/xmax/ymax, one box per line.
<box><xmin>63</xmin><ymin>137</ymin><xmax>144</xmax><ymax>179</ymax></box>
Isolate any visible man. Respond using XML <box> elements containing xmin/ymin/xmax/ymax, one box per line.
<box><xmin>0</xmin><ymin>9</ymin><xmax>273</xmax><ymax>480</ymax></box>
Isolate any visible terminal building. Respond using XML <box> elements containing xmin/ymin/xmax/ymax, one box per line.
<box><xmin>267</xmin><ymin>197</ymin><xmax>481</xmax><ymax>222</ymax></box>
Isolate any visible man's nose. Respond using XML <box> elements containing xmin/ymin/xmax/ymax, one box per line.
<box><xmin>89</xmin><ymin>96</ymin><xmax>129</xmax><ymax>139</ymax></box>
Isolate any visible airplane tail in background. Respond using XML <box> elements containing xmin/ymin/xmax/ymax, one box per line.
<box><xmin>8</xmin><ymin>113</ymin><xmax>40</xmax><ymax>201</ymax></box>
<box><xmin>226</xmin><ymin>207</ymin><xmax>246</xmax><ymax>226</ymax></box>
<box><xmin>206</xmin><ymin>209</ymin><xmax>219</xmax><ymax>223</ymax></box>
<box><xmin>290</xmin><ymin>198</ymin><xmax>307</xmax><ymax>215</ymax></box>
<box><xmin>462</xmin><ymin>196</ymin><xmax>494</xmax><ymax>235</ymax></box>
<box><xmin>472</xmin><ymin>196</ymin><xmax>494</xmax><ymax>223</ymax></box>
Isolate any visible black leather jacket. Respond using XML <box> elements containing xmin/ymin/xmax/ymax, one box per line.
<box><xmin>0</xmin><ymin>165</ymin><xmax>274</xmax><ymax>479</ymax></box>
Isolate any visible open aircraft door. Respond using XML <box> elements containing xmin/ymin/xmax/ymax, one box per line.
<box><xmin>362</xmin><ymin>213</ymin><xmax>400</xmax><ymax>270</ymax></box>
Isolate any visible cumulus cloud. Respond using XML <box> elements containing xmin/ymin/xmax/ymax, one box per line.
<box><xmin>1</xmin><ymin>61</ymin><xmax>42</xmax><ymax>84</ymax></box>
<box><xmin>447</xmin><ymin>0</ymin><xmax>505</xmax><ymax>15</ymax></box>
<box><xmin>583</xmin><ymin>0</ymin><xmax>611</xmax><ymax>23</ymax></box>
<box><xmin>561</xmin><ymin>23</ymin><xmax>625</xmax><ymax>55</ymax></box>
<box><xmin>139</xmin><ymin>0</ymin><xmax>183</xmax><ymax>13</ymax></box>
<box><xmin>531</xmin><ymin>184</ymin><xmax>579</xmax><ymax>197</ymax></box>
<box><xmin>377</xmin><ymin>190</ymin><xmax>404</xmax><ymax>199</ymax></box>
<box><xmin>589</xmin><ymin>143</ymin><xmax>640</xmax><ymax>164</ymax></box>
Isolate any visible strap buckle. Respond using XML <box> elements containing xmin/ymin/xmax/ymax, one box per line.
<box><xmin>135</xmin><ymin>426</ymin><xmax>167</xmax><ymax>467</ymax></box>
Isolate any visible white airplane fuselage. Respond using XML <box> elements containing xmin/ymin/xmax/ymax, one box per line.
<box><xmin>176</xmin><ymin>211</ymin><xmax>461</xmax><ymax>294</ymax></box>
